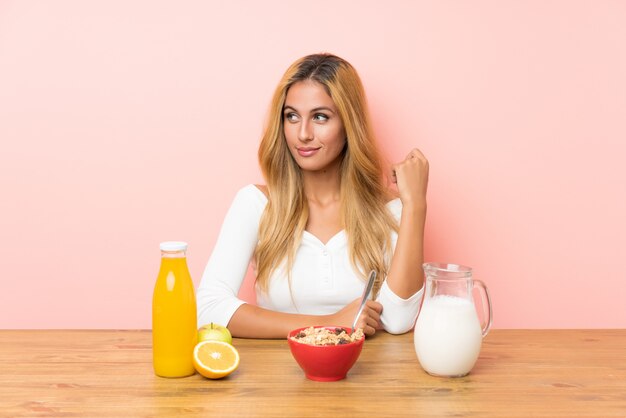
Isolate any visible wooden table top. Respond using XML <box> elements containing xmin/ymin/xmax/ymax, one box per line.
<box><xmin>1</xmin><ymin>329</ymin><xmax>625</xmax><ymax>417</ymax></box>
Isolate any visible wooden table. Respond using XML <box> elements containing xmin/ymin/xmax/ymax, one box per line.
<box><xmin>1</xmin><ymin>330</ymin><xmax>625</xmax><ymax>417</ymax></box>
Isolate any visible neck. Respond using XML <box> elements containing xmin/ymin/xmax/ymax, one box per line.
<box><xmin>302</xmin><ymin>160</ymin><xmax>342</xmax><ymax>206</ymax></box>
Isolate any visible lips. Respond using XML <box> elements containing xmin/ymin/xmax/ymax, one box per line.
<box><xmin>296</xmin><ymin>147</ymin><xmax>321</xmax><ymax>157</ymax></box>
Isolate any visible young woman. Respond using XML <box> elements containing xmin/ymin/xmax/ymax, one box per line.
<box><xmin>197</xmin><ymin>53</ymin><xmax>428</xmax><ymax>338</ymax></box>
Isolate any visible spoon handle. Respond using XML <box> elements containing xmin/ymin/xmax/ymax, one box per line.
<box><xmin>351</xmin><ymin>270</ymin><xmax>377</xmax><ymax>333</ymax></box>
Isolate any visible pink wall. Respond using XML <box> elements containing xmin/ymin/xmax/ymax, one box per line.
<box><xmin>1</xmin><ymin>1</ymin><xmax>625</xmax><ymax>329</ymax></box>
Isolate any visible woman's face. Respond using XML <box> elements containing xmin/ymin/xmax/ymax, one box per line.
<box><xmin>283</xmin><ymin>80</ymin><xmax>346</xmax><ymax>173</ymax></box>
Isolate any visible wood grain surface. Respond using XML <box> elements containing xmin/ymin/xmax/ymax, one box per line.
<box><xmin>1</xmin><ymin>330</ymin><xmax>625</xmax><ymax>417</ymax></box>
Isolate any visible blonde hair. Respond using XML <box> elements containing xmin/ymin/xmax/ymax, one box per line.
<box><xmin>256</xmin><ymin>53</ymin><xmax>397</xmax><ymax>297</ymax></box>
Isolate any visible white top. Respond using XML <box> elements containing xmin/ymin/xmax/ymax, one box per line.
<box><xmin>197</xmin><ymin>185</ymin><xmax>423</xmax><ymax>334</ymax></box>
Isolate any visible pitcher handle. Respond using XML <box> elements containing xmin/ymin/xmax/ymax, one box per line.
<box><xmin>474</xmin><ymin>279</ymin><xmax>493</xmax><ymax>337</ymax></box>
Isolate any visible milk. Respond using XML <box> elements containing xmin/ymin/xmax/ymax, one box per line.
<box><xmin>414</xmin><ymin>295</ymin><xmax>483</xmax><ymax>377</ymax></box>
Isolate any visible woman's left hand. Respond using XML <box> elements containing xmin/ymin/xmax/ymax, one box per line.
<box><xmin>392</xmin><ymin>148</ymin><xmax>429</xmax><ymax>208</ymax></box>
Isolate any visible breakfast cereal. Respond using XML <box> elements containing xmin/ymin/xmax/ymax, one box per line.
<box><xmin>291</xmin><ymin>327</ymin><xmax>364</xmax><ymax>346</ymax></box>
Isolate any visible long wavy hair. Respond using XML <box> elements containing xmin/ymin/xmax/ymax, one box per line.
<box><xmin>256</xmin><ymin>53</ymin><xmax>398</xmax><ymax>297</ymax></box>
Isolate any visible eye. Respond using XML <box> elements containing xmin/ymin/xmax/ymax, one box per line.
<box><xmin>284</xmin><ymin>112</ymin><xmax>299</xmax><ymax>123</ymax></box>
<box><xmin>313</xmin><ymin>113</ymin><xmax>329</xmax><ymax>122</ymax></box>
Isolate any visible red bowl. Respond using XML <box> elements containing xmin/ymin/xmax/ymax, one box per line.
<box><xmin>287</xmin><ymin>326</ymin><xmax>365</xmax><ymax>382</ymax></box>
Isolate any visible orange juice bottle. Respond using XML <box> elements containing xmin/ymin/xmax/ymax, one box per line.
<box><xmin>152</xmin><ymin>241</ymin><xmax>197</xmax><ymax>377</ymax></box>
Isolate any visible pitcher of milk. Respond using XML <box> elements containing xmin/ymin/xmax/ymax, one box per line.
<box><xmin>414</xmin><ymin>262</ymin><xmax>492</xmax><ymax>377</ymax></box>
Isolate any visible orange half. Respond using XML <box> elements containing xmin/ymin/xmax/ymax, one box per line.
<box><xmin>193</xmin><ymin>340</ymin><xmax>240</xmax><ymax>379</ymax></box>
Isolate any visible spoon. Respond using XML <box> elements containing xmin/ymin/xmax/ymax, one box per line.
<box><xmin>351</xmin><ymin>270</ymin><xmax>377</xmax><ymax>333</ymax></box>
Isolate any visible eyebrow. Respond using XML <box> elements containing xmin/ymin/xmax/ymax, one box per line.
<box><xmin>283</xmin><ymin>105</ymin><xmax>336</xmax><ymax>114</ymax></box>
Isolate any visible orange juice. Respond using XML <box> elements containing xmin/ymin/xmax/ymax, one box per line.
<box><xmin>152</xmin><ymin>241</ymin><xmax>197</xmax><ymax>377</ymax></box>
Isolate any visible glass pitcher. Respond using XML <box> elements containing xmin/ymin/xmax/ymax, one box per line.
<box><xmin>414</xmin><ymin>262</ymin><xmax>492</xmax><ymax>377</ymax></box>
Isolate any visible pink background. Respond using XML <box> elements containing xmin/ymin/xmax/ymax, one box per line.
<box><xmin>1</xmin><ymin>1</ymin><xmax>625</xmax><ymax>329</ymax></box>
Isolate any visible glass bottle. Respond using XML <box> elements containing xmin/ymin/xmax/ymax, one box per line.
<box><xmin>152</xmin><ymin>241</ymin><xmax>197</xmax><ymax>377</ymax></box>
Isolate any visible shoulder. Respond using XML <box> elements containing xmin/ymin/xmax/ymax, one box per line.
<box><xmin>234</xmin><ymin>184</ymin><xmax>268</xmax><ymax>201</ymax></box>
<box><xmin>229</xmin><ymin>184</ymin><xmax>268</xmax><ymax>214</ymax></box>
<box><xmin>385</xmin><ymin>197</ymin><xmax>403</xmax><ymax>220</ymax></box>
<box><xmin>253</xmin><ymin>184</ymin><xmax>269</xmax><ymax>199</ymax></box>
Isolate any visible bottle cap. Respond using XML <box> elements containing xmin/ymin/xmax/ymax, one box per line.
<box><xmin>159</xmin><ymin>241</ymin><xmax>188</xmax><ymax>252</ymax></box>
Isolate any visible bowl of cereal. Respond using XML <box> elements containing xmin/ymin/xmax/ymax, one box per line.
<box><xmin>287</xmin><ymin>326</ymin><xmax>365</xmax><ymax>381</ymax></box>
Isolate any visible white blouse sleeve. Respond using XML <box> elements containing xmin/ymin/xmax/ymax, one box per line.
<box><xmin>376</xmin><ymin>198</ymin><xmax>425</xmax><ymax>334</ymax></box>
<box><xmin>196</xmin><ymin>185</ymin><xmax>266</xmax><ymax>328</ymax></box>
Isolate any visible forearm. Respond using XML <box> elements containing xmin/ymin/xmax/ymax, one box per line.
<box><xmin>386</xmin><ymin>202</ymin><xmax>426</xmax><ymax>298</ymax></box>
<box><xmin>227</xmin><ymin>303</ymin><xmax>330</xmax><ymax>339</ymax></box>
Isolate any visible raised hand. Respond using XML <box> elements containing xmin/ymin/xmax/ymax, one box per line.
<box><xmin>392</xmin><ymin>148</ymin><xmax>429</xmax><ymax>209</ymax></box>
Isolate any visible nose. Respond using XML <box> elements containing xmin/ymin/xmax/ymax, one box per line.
<box><xmin>298</xmin><ymin>119</ymin><xmax>313</xmax><ymax>142</ymax></box>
